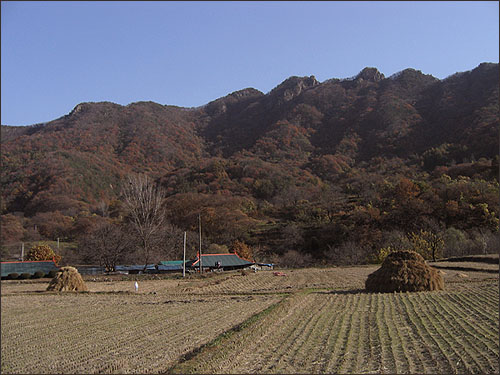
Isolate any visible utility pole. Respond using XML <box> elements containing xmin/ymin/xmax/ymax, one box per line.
<box><xmin>57</xmin><ymin>238</ymin><xmax>60</xmax><ymax>251</ymax></box>
<box><xmin>21</xmin><ymin>242</ymin><xmax>24</xmax><ymax>261</ymax></box>
<box><xmin>199</xmin><ymin>213</ymin><xmax>202</xmax><ymax>274</ymax></box>
<box><xmin>183</xmin><ymin>231</ymin><xmax>186</xmax><ymax>278</ymax></box>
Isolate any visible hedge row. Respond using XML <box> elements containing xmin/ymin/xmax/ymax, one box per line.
<box><xmin>2</xmin><ymin>270</ymin><xmax>58</xmax><ymax>280</ymax></box>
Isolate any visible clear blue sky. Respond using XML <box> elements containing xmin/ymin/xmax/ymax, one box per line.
<box><xmin>1</xmin><ymin>1</ymin><xmax>498</xmax><ymax>126</ymax></box>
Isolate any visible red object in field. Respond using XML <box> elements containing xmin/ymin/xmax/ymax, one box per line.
<box><xmin>273</xmin><ymin>271</ymin><xmax>287</xmax><ymax>276</ymax></box>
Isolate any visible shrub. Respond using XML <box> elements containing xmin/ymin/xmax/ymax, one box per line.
<box><xmin>230</xmin><ymin>240</ymin><xmax>253</xmax><ymax>261</ymax></box>
<box><xmin>325</xmin><ymin>241</ymin><xmax>369</xmax><ymax>266</ymax></box>
<box><xmin>443</xmin><ymin>227</ymin><xmax>468</xmax><ymax>257</ymax></box>
<box><xmin>7</xmin><ymin>273</ymin><xmax>19</xmax><ymax>280</ymax></box>
<box><xmin>26</xmin><ymin>244</ymin><xmax>62</xmax><ymax>264</ymax></box>
<box><xmin>369</xmin><ymin>246</ymin><xmax>401</xmax><ymax>264</ymax></box>
<box><xmin>47</xmin><ymin>270</ymin><xmax>58</xmax><ymax>278</ymax></box>
<box><xmin>280</xmin><ymin>249</ymin><xmax>314</xmax><ymax>268</ymax></box>
<box><xmin>380</xmin><ymin>230</ymin><xmax>412</xmax><ymax>251</ymax></box>
<box><xmin>408</xmin><ymin>230</ymin><xmax>444</xmax><ymax>261</ymax></box>
<box><xmin>19</xmin><ymin>273</ymin><xmax>32</xmax><ymax>279</ymax></box>
<box><xmin>33</xmin><ymin>271</ymin><xmax>45</xmax><ymax>279</ymax></box>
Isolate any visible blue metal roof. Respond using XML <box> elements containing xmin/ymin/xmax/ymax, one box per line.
<box><xmin>157</xmin><ymin>264</ymin><xmax>184</xmax><ymax>271</ymax></box>
<box><xmin>115</xmin><ymin>264</ymin><xmax>157</xmax><ymax>272</ymax></box>
<box><xmin>159</xmin><ymin>260</ymin><xmax>184</xmax><ymax>266</ymax></box>
<box><xmin>190</xmin><ymin>254</ymin><xmax>254</xmax><ymax>268</ymax></box>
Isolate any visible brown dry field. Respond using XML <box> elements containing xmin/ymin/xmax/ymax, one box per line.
<box><xmin>1</xmin><ymin>266</ymin><xmax>376</xmax><ymax>296</ymax></box>
<box><xmin>1</xmin><ymin>263</ymin><xmax>498</xmax><ymax>374</ymax></box>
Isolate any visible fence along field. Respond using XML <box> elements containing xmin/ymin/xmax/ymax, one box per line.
<box><xmin>1</xmin><ymin>264</ymin><xmax>499</xmax><ymax>374</ymax></box>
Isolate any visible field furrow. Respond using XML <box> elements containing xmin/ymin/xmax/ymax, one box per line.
<box><xmin>419</xmin><ymin>293</ymin><xmax>483</xmax><ymax>373</ymax></box>
<box><xmin>374</xmin><ymin>293</ymin><xmax>398</xmax><ymax>373</ymax></box>
<box><xmin>170</xmin><ymin>283</ymin><xmax>498</xmax><ymax>374</ymax></box>
<box><xmin>354</xmin><ymin>294</ymin><xmax>376</xmax><ymax>373</ymax></box>
<box><xmin>304</xmin><ymin>294</ymin><xmax>345</xmax><ymax>374</ymax></box>
<box><xmin>275</xmin><ymin>295</ymin><xmax>332</xmax><ymax>373</ymax></box>
<box><xmin>363</xmin><ymin>293</ymin><xmax>384</xmax><ymax>373</ymax></box>
<box><xmin>406</xmin><ymin>294</ymin><xmax>459</xmax><ymax>373</ymax></box>
<box><xmin>322</xmin><ymin>294</ymin><xmax>358</xmax><ymax>373</ymax></box>
<box><xmin>295</xmin><ymin>295</ymin><xmax>341</xmax><ymax>373</ymax></box>
<box><xmin>260</xmin><ymin>296</ymin><xmax>322</xmax><ymax>373</ymax></box>
<box><xmin>446</xmin><ymin>290</ymin><xmax>499</xmax><ymax>336</ymax></box>
<box><xmin>425</xmin><ymin>292</ymin><xmax>499</xmax><ymax>372</ymax></box>
<box><xmin>392</xmin><ymin>294</ymin><xmax>427</xmax><ymax>373</ymax></box>
<box><xmin>337</xmin><ymin>294</ymin><xmax>363</xmax><ymax>374</ymax></box>
<box><xmin>386</xmin><ymin>294</ymin><xmax>413</xmax><ymax>373</ymax></box>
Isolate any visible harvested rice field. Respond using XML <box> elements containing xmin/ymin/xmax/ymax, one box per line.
<box><xmin>0</xmin><ymin>266</ymin><xmax>375</xmax><ymax>296</ymax></box>
<box><xmin>1</xmin><ymin>292</ymin><xmax>281</xmax><ymax>374</ymax></box>
<box><xmin>1</xmin><ymin>263</ymin><xmax>498</xmax><ymax>374</ymax></box>
<box><xmin>171</xmin><ymin>282</ymin><xmax>499</xmax><ymax>374</ymax></box>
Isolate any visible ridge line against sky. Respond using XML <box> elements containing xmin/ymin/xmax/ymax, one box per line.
<box><xmin>1</xmin><ymin>1</ymin><xmax>499</xmax><ymax>126</ymax></box>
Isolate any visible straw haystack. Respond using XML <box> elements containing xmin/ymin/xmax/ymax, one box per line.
<box><xmin>46</xmin><ymin>266</ymin><xmax>88</xmax><ymax>292</ymax></box>
<box><xmin>365</xmin><ymin>250</ymin><xmax>444</xmax><ymax>293</ymax></box>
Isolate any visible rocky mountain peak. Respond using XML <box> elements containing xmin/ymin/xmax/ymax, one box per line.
<box><xmin>70</xmin><ymin>103</ymin><xmax>90</xmax><ymax>116</ymax></box>
<box><xmin>228</xmin><ymin>88</ymin><xmax>264</xmax><ymax>99</ymax></box>
<box><xmin>355</xmin><ymin>67</ymin><xmax>384</xmax><ymax>82</ymax></box>
<box><xmin>269</xmin><ymin>75</ymin><xmax>320</xmax><ymax>103</ymax></box>
<box><xmin>204</xmin><ymin>88</ymin><xmax>264</xmax><ymax>116</ymax></box>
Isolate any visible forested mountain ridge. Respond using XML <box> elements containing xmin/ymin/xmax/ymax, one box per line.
<box><xmin>198</xmin><ymin>63</ymin><xmax>497</xmax><ymax>161</ymax></box>
<box><xmin>2</xmin><ymin>63</ymin><xmax>498</xmax><ymax>264</ymax></box>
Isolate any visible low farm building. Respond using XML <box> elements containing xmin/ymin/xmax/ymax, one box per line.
<box><xmin>157</xmin><ymin>260</ymin><xmax>185</xmax><ymax>273</ymax></box>
<box><xmin>187</xmin><ymin>253</ymin><xmax>254</xmax><ymax>271</ymax></box>
<box><xmin>115</xmin><ymin>264</ymin><xmax>157</xmax><ymax>274</ymax></box>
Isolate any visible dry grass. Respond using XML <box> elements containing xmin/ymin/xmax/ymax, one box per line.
<box><xmin>1</xmin><ymin>293</ymin><xmax>280</xmax><ymax>374</ymax></box>
<box><xmin>1</xmin><ymin>265</ymin><xmax>498</xmax><ymax>374</ymax></box>
<box><xmin>0</xmin><ymin>266</ymin><xmax>376</xmax><ymax>296</ymax></box>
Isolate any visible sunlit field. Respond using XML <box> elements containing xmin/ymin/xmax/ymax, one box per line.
<box><xmin>2</xmin><ymin>263</ymin><xmax>498</xmax><ymax>374</ymax></box>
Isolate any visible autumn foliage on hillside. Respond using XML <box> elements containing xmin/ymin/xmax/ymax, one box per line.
<box><xmin>1</xmin><ymin>63</ymin><xmax>498</xmax><ymax>264</ymax></box>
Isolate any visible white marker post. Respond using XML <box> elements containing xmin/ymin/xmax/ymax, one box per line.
<box><xmin>198</xmin><ymin>213</ymin><xmax>202</xmax><ymax>274</ymax></box>
<box><xmin>183</xmin><ymin>231</ymin><xmax>186</xmax><ymax>278</ymax></box>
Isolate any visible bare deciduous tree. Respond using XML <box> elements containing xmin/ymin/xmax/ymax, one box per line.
<box><xmin>121</xmin><ymin>174</ymin><xmax>167</xmax><ymax>269</ymax></box>
<box><xmin>79</xmin><ymin>222</ymin><xmax>132</xmax><ymax>272</ymax></box>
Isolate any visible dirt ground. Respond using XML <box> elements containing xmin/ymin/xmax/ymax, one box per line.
<box><xmin>1</xmin><ymin>262</ymin><xmax>498</xmax><ymax>374</ymax></box>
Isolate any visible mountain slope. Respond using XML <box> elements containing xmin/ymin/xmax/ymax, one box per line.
<box><xmin>1</xmin><ymin>101</ymin><xmax>205</xmax><ymax>215</ymax></box>
<box><xmin>1</xmin><ymin>63</ymin><xmax>498</xmax><ymax>257</ymax></box>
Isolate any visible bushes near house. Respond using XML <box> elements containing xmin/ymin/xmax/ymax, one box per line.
<box><xmin>47</xmin><ymin>270</ymin><xmax>58</xmax><ymax>278</ymax></box>
<box><xmin>26</xmin><ymin>244</ymin><xmax>62</xmax><ymax>264</ymax></box>
<box><xmin>33</xmin><ymin>271</ymin><xmax>45</xmax><ymax>279</ymax></box>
